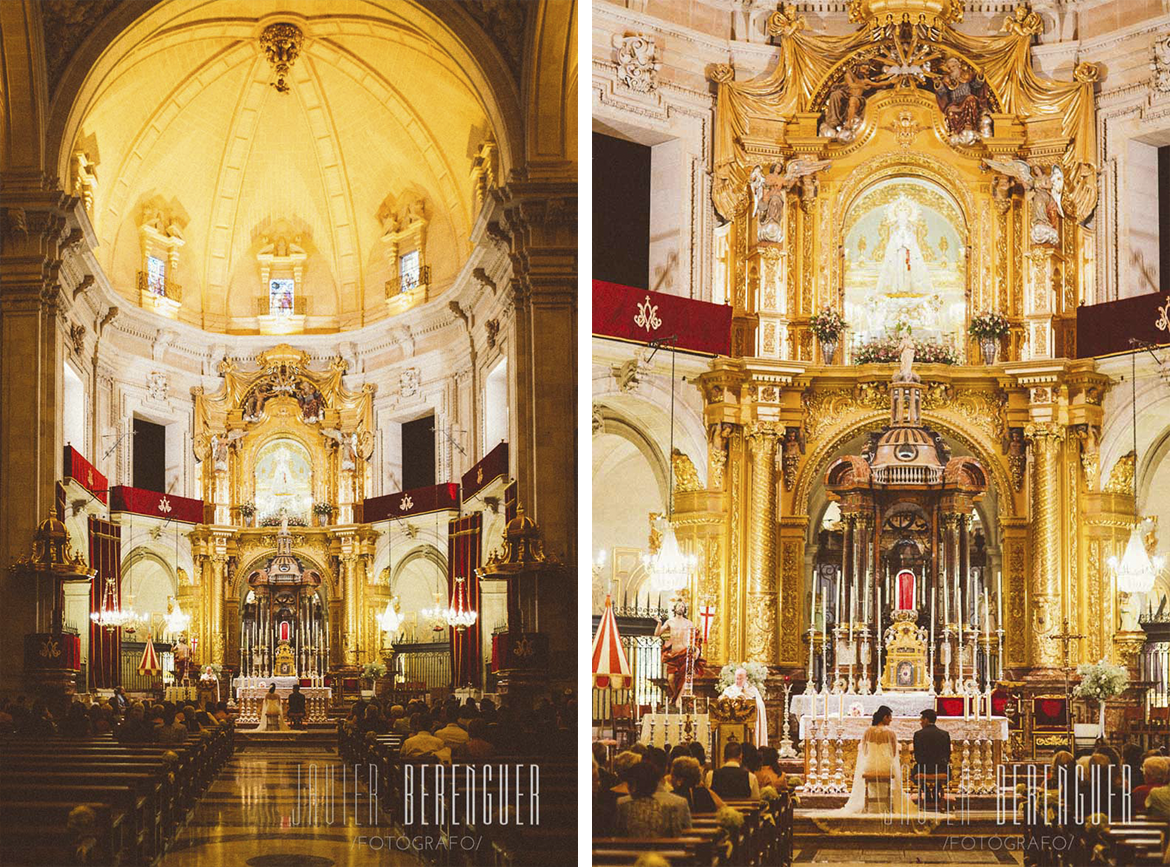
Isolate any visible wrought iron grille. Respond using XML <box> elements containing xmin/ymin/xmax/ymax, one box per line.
<box><xmin>593</xmin><ymin>633</ymin><xmax>663</xmax><ymax>723</ymax></box>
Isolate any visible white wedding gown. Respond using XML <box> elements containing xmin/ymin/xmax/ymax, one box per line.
<box><xmin>255</xmin><ymin>694</ymin><xmax>290</xmax><ymax>732</ymax></box>
<box><xmin>837</xmin><ymin>725</ymin><xmax>917</xmax><ymax>816</ymax></box>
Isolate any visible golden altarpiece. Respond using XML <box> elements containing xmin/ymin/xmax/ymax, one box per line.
<box><xmin>183</xmin><ymin>345</ymin><xmax>386</xmax><ymax>675</ymax></box>
<box><xmin>670</xmin><ymin>0</ymin><xmax>1143</xmax><ymax>750</ymax></box>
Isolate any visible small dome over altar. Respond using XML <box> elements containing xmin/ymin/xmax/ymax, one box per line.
<box><xmin>869</xmin><ymin>424</ymin><xmax>947</xmax><ymax>484</ymax></box>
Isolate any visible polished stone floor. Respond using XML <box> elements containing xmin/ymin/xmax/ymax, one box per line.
<box><xmin>795</xmin><ymin>844</ymin><xmax>1025</xmax><ymax>864</ymax></box>
<box><xmin>158</xmin><ymin>745</ymin><xmax>423</xmax><ymax>866</ymax></box>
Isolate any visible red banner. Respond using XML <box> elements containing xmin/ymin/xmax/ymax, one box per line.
<box><xmin>1077</xmin><ymin>291</ymin><xmax>1170</xmax><ymax>357</ymax></box>
<box><xmin>110</xmin><ymin>486</ymin><xmax>204</xmax><ymax>524</ymax></box>
<box><xmin>363</xmin><ymin>483</ymin><xmax>460</xmax><ymax>523</ymax></box>
<box><xmin>25</xmin><ymin>632</ymin><xmax>82</xmax><ymax>671</ymax></box>
<box><xmin>449</xmin><ymin>512</ymin><xmax>483</xmax><ymax>689</ymax></box>
<box><xmin>593</xmin><ymin>280</ymin><xmax>732</xmax><ymax>356</ymax></box>
<box><xmin>64</xmin><ymin>446</ymin><xmax>108</xmax><ymax>504</ymax></box>
<box><xmin>462</xmin><ymin>442</ymin><xmax>509</xmax><ymax>502</ymax></box>
<box><xmin>89</xmin><ymin>516</ymin><xmax>121</xmax><ymax>689</ymax></box>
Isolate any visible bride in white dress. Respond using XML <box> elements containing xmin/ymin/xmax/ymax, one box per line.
<box><xmin>837</xmin><ymin>706</ymin><xmax>917</xmax><ymax>816</ymax></box>
<box><xmin>255</xmin><ymin>684</ymin><xmax>290</xmax><ymax>732</ymax></box>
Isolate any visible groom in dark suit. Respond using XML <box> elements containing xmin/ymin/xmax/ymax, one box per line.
<box><xmin>913</xmin><ymin>709</ymin><xmax>951</xmax><ymax>811</ymax></box>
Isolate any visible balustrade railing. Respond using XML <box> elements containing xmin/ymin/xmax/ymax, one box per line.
<box><xmin>137</xmin><ymin>270</ymin><xmax>182</xmax><ymax>302</ymax></box>
<box><xmin>385</xmin><ymin>265</ymin><xmax>431</xmax><ymax>298</ymax></box>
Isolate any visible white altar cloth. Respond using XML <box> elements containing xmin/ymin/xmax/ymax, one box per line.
<box><xmin>234</xmin><ymin>676</ymin><xmax>305</xmax><ymax>692</ymax></box>
<box><xmin>793</xmin><ymin>692</ymin><xmax>936</xmax><ymax>735</ymax></box>
<box><xmin>639</xmin><ymin>713</ymin><xmax>711</xmax><ymax>749</ymax></box>
<box><xmin>798</xmin><ymin>714</ymin><xmax>1008</xmax><ymax>742</ymax></box>
<box><xmin>236</xmin><ymin>685</ymin><xmax>331</xmax><ymax>724</ymax></box>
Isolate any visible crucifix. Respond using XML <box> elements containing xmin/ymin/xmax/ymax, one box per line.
<box><xmin>1049</xmin><ymin>618</ymin><xmax>1086</xmax><ymax>750</ymax></box>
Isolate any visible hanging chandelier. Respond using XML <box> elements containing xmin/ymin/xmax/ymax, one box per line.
<box><xmin>90</xmin><ymin>573</ymin><xmax>132</xmax><ymax>632</ymax></box>
<box><xmin>643</xmin><ymin>523</ymin><xmax>696</xmax><ymax>593</ymax></box>
<box><xmin>444</xmin><ymin>575</ymin><xmax>478</xmax><ymax>632</ymax></box>
<box><xmin>164</xmin><ymin>597</ymin><xmax>191</xmax><ymax>637</ymax></box>
<box><xmin>1110</xmin><ymin>345</ymin><xmax>1164</xmax><ymax>595</ymax></box>
<box><xmin>378</xmin><ymin>596</ymin><xmax>404</xmax><ymax>634</ymax></box>
<box><xmin>640</xmin><ymin>335</ymin><xmax>697</xmax><ymax>594</ymax></box>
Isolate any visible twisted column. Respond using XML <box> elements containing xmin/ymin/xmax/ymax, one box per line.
<box><xmin>210</xmin><ymin>554</ymin><xmax>227</xmax><ymax>665</ymax></box>
<box><xmin>746</xmin><ymin>424</ymin><xmax>780</xmax><ymax>663</ymax></box>
<box><xmin>1027</xmin><ymin>423</ymin><xmax>1066</xmax><ymax>670</ymax></box>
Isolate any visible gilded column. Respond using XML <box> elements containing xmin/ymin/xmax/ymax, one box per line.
<box><xmin>210</xmin><ymin>553</ymin><xmax>227</xmax><ymax>665</ymax></box>
<box><xmin>746</xmin><ymin>423</ymin><xmax>780</xmax><ymax>664</ymax></box>
<box><xmin>1026</xmin><ymin>422</ymin><xmax>1065</xmax><ymax>670</ymax></box>
<box><xmin>341</xmin><ymin>553</ymin><xmax>357</xmax><ymax>664</ymax></box>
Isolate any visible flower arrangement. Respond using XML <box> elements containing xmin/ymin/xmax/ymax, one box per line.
<box><xmin>312</xmin><ymin>503</ymin><xmax>335</xmax><ymax>517</ymax></box>
<box><xmin>260</xmin><ymin>514</ymin><xmax>306</xmax><ymax>527</ymax></box>
<box><xmin>759</xmin><ymin>785</ymin><xmax>781</xmax><ymax>802</ymax></box>
<box><xmin>361</xmin><ymin>662</ymin><xmax>387</xmax><ymax>680</ymax></box>
<box><xmin>854</xmin><ymin>337</ymin><xmax>960</xmax><ymax>366</ymax></box>
<box><xmin>1074</xmin><ymin>659</ymin><xmax>1128</xmax><ymax>701</ymax></box>
<box><xmin>968</xmin><ymin>311</ymin><xmax>1010</xmax><ymax>340</ymax></box>
<box><xmin>808</xmin><ymin>308</ymin><xmax>847</xmax><ymax>342</ymax></box>
<box><xmin>717</xmin><ymin>661</ymin><xmax>769</xmax><ymax>692</ymax></box>
<box><xmin>717</xmin><ymin>805</ymin><xmax>745</xmax><ymax>831</ymax></box>
<box><xmin>848</xmin><ymin>701</ymin><xmax>866</xmax><ymax>717</ymax></box>
<box><xmin>238</xmin><ymin>503</ymin><xmax>256</xmax><ymax>518</ymax></box>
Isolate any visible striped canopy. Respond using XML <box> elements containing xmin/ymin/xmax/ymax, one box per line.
<box><xmin>138</xmin><ymin>631</ymin><xmax>162</xmax><ymax>676</ymax></box>
<box><xmin>592</xmin><ymin>594</ymin><xmax>632</xmax><ymax>689</ymax></box>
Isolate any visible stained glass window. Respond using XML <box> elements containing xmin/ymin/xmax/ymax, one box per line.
<box><xmin>147</xmin><ymin>256</ymin><xmax>166</xmax><ymax>296</ymax></box>
<box><xmin>269</xmin><ymin>278</ymin><xmax>295</xmax><ymax>316</ymax></box>
<box><xmin>399</xmin><ymin>250</ymin><xmax>420</xmax><ymax>292</ymax></box>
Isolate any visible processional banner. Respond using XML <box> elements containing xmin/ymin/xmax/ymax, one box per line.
<box><xmin>593</xmin><ymin>281</ymin><xmax>732</xmax><ymax>356</ymax></box>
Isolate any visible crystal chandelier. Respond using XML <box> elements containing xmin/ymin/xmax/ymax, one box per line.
<box><xmin>1110</xmin><ymin>346</ymin><xmax>1164</xmax><ymax>595</ymax></box>
<box><xmin>1111</xmin><ymin>526</ymin><xmax>1166</xmax><ymax>595</ymax></box>
<box><xmin>422</xmin><ymin>593</ymin><xmax>448</xmax><ymax>632</ymax></box>
<box><xmin>90</xmin><ymin>573</ymin><xmax>132</xmax><ymax>632</ymax></box>
<box><xmin>164</xmin><ymin>597</ymin><xmax>191</xmax><ymax>637</ymax></box>
<box><xmin>643</xmin><ymin>523</ymin><xmax>696</xmax><ymax>593</ymax></box>
<box><xmin>444</xmin><ymin>575</ymin><xmax>478</xmax><ymax>631</ymax></box>
<box><xmin>378</xmin><ymin>596</ymin><xmax>404</xmax><ymax>634</ymax></box>
<box><xmin>641</xmin><ymin>335</ymin><xmax>697</xmax><ymax>593</ymax></box>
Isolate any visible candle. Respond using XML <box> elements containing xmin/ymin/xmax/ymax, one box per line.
<box><xmin>839</xmin><ymin>692</ymin><xmax>844</xmax><ymax>719</ymax></box>
<box><xmin>876</xmin><ymin>584</ymin><xmax>883</xmax><ymax>683</ymax></box>
<box><xmin>929</xmin><ymin>586</ymin><xmax>936</xmax><ymax>688</ymax></box>
<box><xmin>997</xmin><ymin>569</ymin><xmax>1003</xmax><ymax>627</ymax></box>
<box><xmin>822</xmin><ymin>596</ymin><xmax>828</xmax><ymax>690</ymax></box>
<box><xmin>808</xmin><ymin>571</ymin><xmax>817</xmax><ymax>684</ymax></box>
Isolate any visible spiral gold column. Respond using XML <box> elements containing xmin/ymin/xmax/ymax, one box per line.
<box><xmin>210</xmin><ymin>554</ymin><xmax>226</xmax><ymax>664</ymax></box>
<box><xmin>746</xmin><ymin>423</ymin><xmax>780</xmax><ymax>663</ymax></box>
<box><xmin>1027</xmin><ymin>423</ymin><xmax>1065</xmax><ymax>670</ymax></box>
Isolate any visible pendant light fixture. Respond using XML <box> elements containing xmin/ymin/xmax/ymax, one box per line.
<box><xmin>1110</xmin><ymin>346</ymin><xmax>1166</xmax><ymax>594</ymax></box>
<box><xmin>642</xmin><ymin>337</ymin><xmax>697</xmax><ymax>593</ymax></box>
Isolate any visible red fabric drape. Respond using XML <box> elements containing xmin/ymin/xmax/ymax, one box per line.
<box><xmin>503</xmin><ymin>481</ymin><xmax>518</xmax><ymax>523</ymax></box>
<box><xmin>88</xmin><ymin>516</ymin><xmax>122</xmax><ymax>688</ymax></box>
<box><xmin>448</xmin><ymin>513</ymin><xmax>483</xmax><ymax>688</ymax></box>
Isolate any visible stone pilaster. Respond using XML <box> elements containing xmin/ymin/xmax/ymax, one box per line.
<box><xmin>746</xmin><ymin>423</ymin><xmax>780</xmax><ymax>664</ymax></box>
<box><xmin>0</xmin><ymin>183</ymin><xmax>81</xmax><ymax>692</ymax></box>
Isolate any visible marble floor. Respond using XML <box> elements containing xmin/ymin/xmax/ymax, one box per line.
<box><xmin>158</xmin><ymin>745</ymin><xmax>423</xmax><ymax>867</ymax></box>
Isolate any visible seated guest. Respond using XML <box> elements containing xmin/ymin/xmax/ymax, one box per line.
<box><xmin>611</xmin><ymin>750</ymin><xmax>642</xmax><ymax>796</ymax></box>
<box><xmin>642</xmin><ymin>746</ymin><xmax>670</xmax><ymax>792</ymax></box>
<box><xmin>214</xmin><ymin>701</ymin><xmax>230</xmax><ymax>723</ymax></box>
<box><xmin>61</xmin><ymin>701</ymin><xmax>93</xmax><ymax>737</ymax></box>
<box><xmin>388</xmin><ymin>704</ymin><xmax>409</xmax><ymax>735</ymax></box>
<box><xmin>435</xmin><ymin>716</ymin><xmax>469</xmax><ymax>750</ymax></box>
<box><xmin>111</xmin><ymin>686</ymin><xmax>128</xmax><ymax>716</ymax></box>
<box><xmin>707</xmin><ymin>741</ymin><xmax>760</xmax><ymax>799</ymax></box>
<box><xmin>402</xmin><ymin>716</ymin><xmax>446</xmax><ymax>757</ymax></box>
<box><xmin>20</xmin><ymin>700</ymin><xmax>58</xmax><ymax>736</ymax></box>
<box><xmin>88</xmin><ymin>702</ymin><xmax>112</xmax><ymax>734</ymax></box>
<box><xmin>1123</xmin><ymin>742</ymin><xmax>1145</xmax><ymax>788</ymax></box>
<box><xmin>756</xmin><ymin>746</ymin><xmax>788</xmax><ymax>791</ymax></box>
<box><xmin>593</xmin><ymin>757</ymin><xmax>620</xmax><ymax>836</ymax></box>
<box><xmin>158</xmin><ymin>709</ymin><xmax>189</xmax><ymax>744</ymax></box>
<box><xmin>616</xmin><ymin>760</ymin><xmax>691</xmax><ymax>837</ymax></box>
<box><xmin>688</xmin><ymin>740</ymin><xmax>708</xmax><ymax>771</ymax></box>
<box><xmin>457</xmin><ymin>699</ymin><xmax>478</xmax><ymax>728</ymax></box>
<box><xmin>1144</xmin><ymin>764</ymin><xmax>1170</xmax><ymax>820</ymax></box>
<box><xmin>359</xmin><ymin>704</ymin><xmax>388</xmax><ymax>735</ymax></box>
<box><xmin>594</xmin><ymin>742</ymin><xmax>618</xmax><ymax>791</ymax></box>
<box><xmin>671</xmin><ymin>756</ymin><xmax>724</xmax><ymax>813</ymax></box>
<box><xmin>454</xmin><ymin>718</ymin><xmax>494</xmax><ymax>761</ymax></box>
<box><xmin>117</xmin><ymin>704</ymin><xmax>156</xmax><ymax>743</ymax></box>
<box><xmin>1134</xmin><ymin>756</ymin><xmax>1169</xmax><ymax>813</ymax></box>
<box><xmin>286</xmin><ymin>684</ymin><xmax>307</xmax><ymax>729</ymax></box>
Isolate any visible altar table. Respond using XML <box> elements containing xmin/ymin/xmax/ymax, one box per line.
<box><xmin>236</xmin><ymin>685</ymin><xmax>331</xmax><ymax>725</ymax></box>
<box><xmin>799</xmin><ymin>715</ymin><xmax>1009</xmax><ymax>794</ymax></box>
<box><xmin>639</xmin><ymin>713</ymin><xmax>711</xmax><ymax>749</ymax></box>
<box><xmin>793</xmin><ymin>692</ymin><xmax>936</xmax><ymax>737</ymax></box>
<box><xmin>234</xmin><ymin>675</ymin><xmax>306</xmax><ymax>692</ymax></box>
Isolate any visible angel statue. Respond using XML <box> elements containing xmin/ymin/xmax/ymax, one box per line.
<box><xmin>982</xmin><ymin>158</ymin><xmax>1064</xmax><ymax>247</ymax></box>
<box><xmin>749</xmin><ymin>158</ymin><xmax>832</xmax><ymax>243</ymax></box>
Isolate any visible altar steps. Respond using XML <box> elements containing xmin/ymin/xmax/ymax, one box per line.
<box><xmin>796</xmin><ymin>790</ymin><xmax>1009</xmax><ymax>812</ymax></box>
<box><xmin>793</xmin><ymin>808</ymin><xmax>1023</xmax><ymax>840</ymax></box>
<box><xmin>234</xmin><ymin>721</ymin><xmax>338</xmax><ymax>748</ymax></box>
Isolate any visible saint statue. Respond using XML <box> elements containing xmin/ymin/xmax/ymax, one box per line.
<box><xmin>876</xmin><ymin>197</ymin><xmax>932</xmax><ymax>298</ymax></box>
<box><xmin>654</xmin><ymin>601</ymin><xmax>705</xmax><ymax>703</ymax></box>
<box><xmin>896</xmin><ymin>333</ymin><xmax>917</xmax><ymax>383</ymax></box>
<box><xmin>895</xmin><ymin>569</ymin><xmax>916</xmax><ymax>611</ymax></box>
<box><xmin>718</xmin><ymin>666</ymin><xmax>768</xmax><ymax>746</ymax></box>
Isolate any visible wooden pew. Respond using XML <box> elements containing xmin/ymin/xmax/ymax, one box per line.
<box><xmin>0</xmin><ymin>800</ymin><xmax>125</xmax><ymax>866</ymax></box>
